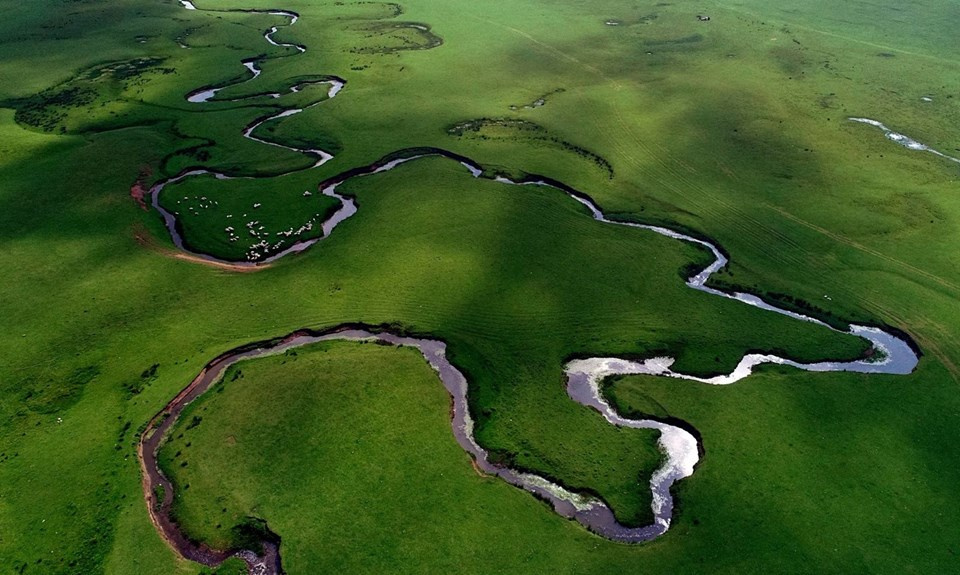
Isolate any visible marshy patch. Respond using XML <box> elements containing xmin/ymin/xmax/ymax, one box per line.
<box><xmin>509</xmin><ymin>88</ymin><xmax>566</xmax><ymax>111</ymax></box>
<box><xmin>21</xmin><ymin>365</ymin><xmax>101</xmax><ymax>414</ymax></box>
<box><xmin>83</xmin><ymin>57</ymin><xmax>171</xmax><ymax>81</ymax></box>
<box><xmin>349</xmin><ymin>21</ymin><xmax>443</xmax><ymax>54</ymax></box>
<box><xmin>604</xmin><ymin>13</ymin><xmax>657</xmax><ymax>27</ymax></box>
<box><xmin>12</xmin><ymin>57</ymin><xmax>174</xmax><ymax>132</ymax></box>
<box><xmin>447</xmin><ymin>117</ymin><xmax>543</xmax><ymax>136</ymax></box>
<box><xmin>447</xmin><ymin>118</ymin><xmax>613</xmax><ymax>178</ymax></box>
<box><xmin>124</xmin><ymin>363</ymin><xmax>160</xmax><ymax>398</ymax></box>
<box><xmin>331</xmin><ymin>1</ymin><xmax>404</xmax><ymax>20</ymax></box>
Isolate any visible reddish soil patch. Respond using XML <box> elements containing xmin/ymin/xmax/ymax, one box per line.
<box><xmin>129</xmin><ymin>181</ymin><xmax>149</xmax><ymax>211</ymax></box>
<box><xmin>129</xmin><ymin>166</ymin><xmax>153</xmax><ymax>211</ymax></box>
<box><xmin>132</xmin><ymin>223</ymin><xmax>270</xmax><ymax>273</ymax></box>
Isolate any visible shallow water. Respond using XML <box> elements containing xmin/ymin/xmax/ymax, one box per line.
<box><xmin>849</xmin><ymin>117</ymin><xmax>960</xmax><ymax>164</ymax></box>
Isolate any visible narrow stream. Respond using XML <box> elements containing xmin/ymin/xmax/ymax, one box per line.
<box><xmin>849</xmin><ymin>117</ymin><xmax>960</xmax><ymax>165</ymax></box>
<box><xmin>152</xmin><ymin>7</ymin><xmax>346</xmax><ymax>264</ymax></box>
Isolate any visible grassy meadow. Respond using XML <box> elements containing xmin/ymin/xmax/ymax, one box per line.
<box><xmin>0</xmin><ymin>0</ymin><xmax>958</xmax><ymax>573</ymax></box>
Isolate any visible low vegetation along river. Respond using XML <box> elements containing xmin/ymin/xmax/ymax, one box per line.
<box><xmin>139</xmin><ymin>3</ymin><xmax>921</xmax><ymax>574</ymax></box>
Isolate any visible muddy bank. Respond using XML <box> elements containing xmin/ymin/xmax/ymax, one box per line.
<box><xmin>134</xmin><ymin>326</ymin><xmax>684</xmax><ymax>572</ymax></box>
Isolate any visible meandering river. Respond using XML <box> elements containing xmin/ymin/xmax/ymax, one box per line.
<box><xmin>139</xmin><ymin>3</ymin><xmax>921</xmax><ymax>574</ymax></box>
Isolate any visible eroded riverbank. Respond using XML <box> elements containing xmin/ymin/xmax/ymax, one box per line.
<box><xmin>141</xmin><ymin>310</ymin><xmax>917</xmax><ymax>573</ymax></box>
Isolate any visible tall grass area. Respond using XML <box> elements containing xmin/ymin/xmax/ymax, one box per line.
<box><xmin>0</xmin><ymin>0</ymin><xmax>957</xmax><ymax>573</ymax></box>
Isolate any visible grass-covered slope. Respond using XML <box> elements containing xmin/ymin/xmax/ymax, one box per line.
<box><xmin>0</xmin><ymin>0</ymin><xmax>958</xmax><ymax>573</ymax></box>
<box><xmin>150</xmin><ymin>155</ymin><xmax>872</xmax><ymax>547</ymax></box>
<box><xmin>160</xmin><ymin>340</ymin><xmax>579</xmax><ymax>573</ymax></box>
<box><xmin>604</xmin><ymin>362</ymin><xmax>960</xmax><ymax>573</ymax></box>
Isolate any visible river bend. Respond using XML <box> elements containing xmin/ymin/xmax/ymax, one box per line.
<box><xmin>138</xmin><ymin>3</ymin><xmax>921</xmax><ymax>573</ymax></box>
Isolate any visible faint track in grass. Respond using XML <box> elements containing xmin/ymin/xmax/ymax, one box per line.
<box><xmin>769</xmin><ymin>205</ymin><xmax>960</xmax><ymax>295</ymax></box>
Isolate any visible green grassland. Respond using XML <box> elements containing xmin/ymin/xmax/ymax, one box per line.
<box><xmin>152</xmin><ymin>155</ymin><xmax>870</xmax><ymax>548</ymax></box>
<box><xmin>158</xmin><ymin>173</ymin><xmax>341</xmax><ymax>262</ymax></box>
<box><xmin>0</xmin><ymin>0</ymin><xmax>958</xmax><ymax>573</ymax></box>
<box><xmin>603</xmin><ymin>362</ymin><xmax>960</xmax><ymax>572</ymax></box>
